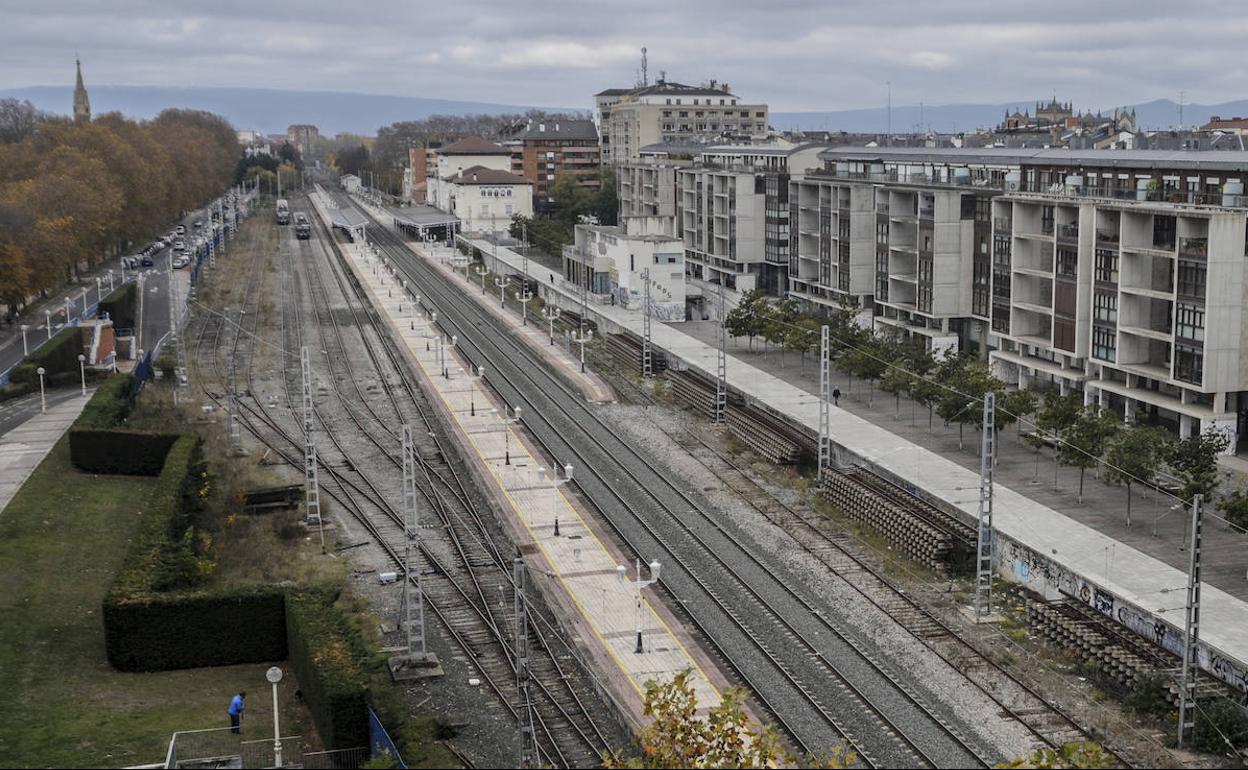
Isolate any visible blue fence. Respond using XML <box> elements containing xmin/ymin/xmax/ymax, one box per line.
<box><xmin>367</xmin><ymin>708</ymin><xmax>402</xmax><ymax>768</ymax></box>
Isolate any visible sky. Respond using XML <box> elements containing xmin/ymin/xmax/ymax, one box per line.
<box><xmin>4</xmin><ymin>0</ymin><xmax>1248</xmax><ymax>113</ymax></box>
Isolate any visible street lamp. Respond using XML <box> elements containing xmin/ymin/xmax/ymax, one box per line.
<box><xmin>542</xmin><ymin>306</ymin><xmax>560</xmax><ymax>346</ymax></box>
<box><xmin>19</xmin><ymin>324</ymin><xmax>28</xmax><ymax>356</ymax></box>
<box><xmin>265</xmin><ymin>666</ymin><xmax>284</xmax><ymax>768</ymax></box>
<box><xmin>45</xmin><ymin>309</ymin><xmax>52</xmax><ymax>340</ymax></box>
<box><xmin>617</xmin><ymin>558</ymin><xmax>661</xmax><ymax>653</ymax></box>
<box><xmin>494</xmin><ymin>276</ymin><xmax>507</xmax><ymax>309</ymax></box>
<box><xmin>517</xmin><ymin>285</ymin><xmax>533</xmax><ymax>326</ymax></box>
<box><xmin>501</xmin><ymin>404</ymin><xmax>521</xmax><ymax>465</ymax></box>
<box><xmin>78</xmin><ymin>354</ymin><xmax>87</xmax><ymax>397</ymax></box>
<box><xmin>475</xmin><ymin>264</ymin><xmax>489</xmax><ymax>294</ymax></box>
<box><xmin>36</xmin><ymin>367</ymin><xmax>46</xmax><ymax>413</ymax></box>
<box><xmin>95</xmin><ymin>276</ymin><xmax>103</xmax><ymax>304</ymax></box>
<box><xmin>573</xmin><ymin>329</ymin><xmax>593</xmax><ymax>374</ymax></box>
<box><xmin>107</xmin><ymin>268</ymin><xmax>114</xmax><ymax>292</ymax></box>
<box><xmin>538</xmin><ymin>462</ymin><xmax>572</xmax><ymax>537</ymax></box>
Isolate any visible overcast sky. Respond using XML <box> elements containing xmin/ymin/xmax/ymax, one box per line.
<box><xmin>5</xmin><ymin>0</ymin><xmax>1247</xmax><ymax>112</ymax></box>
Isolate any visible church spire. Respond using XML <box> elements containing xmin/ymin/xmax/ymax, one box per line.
<box><xmin>73</xmin><ymin>56</ymin><xmax>90</xmax><ymax>124</ymax></box>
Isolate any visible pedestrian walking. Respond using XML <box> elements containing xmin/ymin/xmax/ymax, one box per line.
<box><xmin>227</xmin><ymin>691</ymin><xmax>246</xmax><ymax>734</ymax></box>
<box><xmin>832</xmin><ymin>387</ymin><xmax>841</xmax><ymax>407</ymax></box>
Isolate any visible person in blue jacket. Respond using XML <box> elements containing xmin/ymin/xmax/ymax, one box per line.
<box><xmin>228</xmin><ymin>692</ymin><xmax>246</xmax><ymax>734</ymax></box>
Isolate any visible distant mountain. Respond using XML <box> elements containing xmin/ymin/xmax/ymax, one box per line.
<box><xmin>774</xmin><ymin>98</ymin><xmax>1248</xmax><ymax>134</ymax></box>
<box><xmin>0</xmin><ymin>85</ymin><xmax>580</xmax><ymax>136</ymax></box>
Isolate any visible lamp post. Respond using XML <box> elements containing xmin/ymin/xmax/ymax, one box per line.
<box><xmin>542</xmin><ymin>306</ymin><xmax>560</xmax><ymax>346</ymax></box>
<box><xmin>517</xmin><ymin>286</ymin><xmax>532</xmax><ymax>326</ymax></box>
<box><xmin>78</xmin><ymin>354</ymin><xmax>87</xmax><ymax>397</ymax></box>
<box><xmin>19</xmin><ymin>324</ymin><xmax>28</xmax><ymax>356</ymax></box>
<box><xmin>265</xmin><ymin>666</ymin><xmax>284</xmax><ymax>768</ymax></box>
<box><xmin>80</xmin><ymin>288</ymin><xmax>88</xmax><ymax>320</ymax></box>
<box><xmin>45</xmin><ymin>309</ymin><xmax>52</xmax><ymax>340</ymax></box>
<box><xmin>572</xmin><ymin>329</ymin><xmax>593</xmax><ymax>373</ymax></box>
<box><xmin>36</xmin><ymin>367</ymin><xmax>46</xmax><ymax>413</ymax></box>
<box><xmin>501</xmin><ymin>405</ymin><xmax>521</xmax><ymax>465</ymax></box>
<box><xmin>494</xmin><ymin>276</ymin><xmax>507</xmax><ymax>309</ymax></box>
<box><xmin>475</xmin><ymin>264</ymin><xmax>489</xmax><ymax>294</ymax></box>
<box><xmin>538</xmin><ymin>463</ymin><xmax>572</xmax><ymax>537</ymax></box>
<box><xmin>95</xmin><ymin>276</ymin><xmax>103</xmax><ymax>304</ymax></box>
<box><xmin>107</xmin><ymin>269</ymin><xmax>114</xmax><ymax>292</ymax></box>
<box><xmin>617</xmin><ymin>558</ymin><xmax>661</xmax><ymax>653</ymax></box>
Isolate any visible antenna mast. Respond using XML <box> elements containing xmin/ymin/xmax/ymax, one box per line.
<box><xmin>641</xmin><ymin>47</ymin><xmax>648</xmax><ymax>87</ymax></box>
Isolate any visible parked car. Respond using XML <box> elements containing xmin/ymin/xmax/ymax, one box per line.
<box><xmin>140</xmin><ymin>255</ymin><xmax>154</xmax><ymax>267</ymax></box>
<box><xmin>173</xmin><ymin>240</ymin><xmax>186</xmax><ymax>252</ymax></box>
<box><xmin>176</xmin><ymin>224</ymin><xmax>186</xmax><ymax>236</ymax></box>
<box><xmin>193</xmin><ymin>220</ymin><xmax>204</xmax><ymax>229</ymax></box>
<box><xmin>173</xmin><ymin>255</ymin><xmax>190</xmax><ymax>269</ymax></box>
<box><xmin>122</xmin><ymin>256</ymin><xmax>139</xmax><ymax>270</ymax></box>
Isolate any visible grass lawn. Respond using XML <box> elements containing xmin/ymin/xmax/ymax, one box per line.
<box><xmin>0</xmin><ymin>437</ymin><xmax>318</xmax><ymax>768</ymax></box>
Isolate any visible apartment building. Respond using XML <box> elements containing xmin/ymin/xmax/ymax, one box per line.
<box><xmin>286</xmin><ymin>124</ymin><xmax>319</xmax><ymax>158</ymax></box>
<box><xmin>599</xmin><ymin>79</ymin><xmax>769</xmax><ymax>165</ymax></box>
<box><xmin>618</xmin><ymin>160</ymin><xmax>681</xmax><ymax>220</ymax></box>
<box><xmin>562</xmin><ymin>218</ymin><xmax>686</xmax><ymax>320</ymax></box>
<box><xmin>790</xmin><ymin>146</ymin><xmax>1248</xmax><ymax>450</ymax></box>
<box><xmin>502</xmin><ymin>119</ymin><xmax>601</xmax><ymax>210</ymax></box>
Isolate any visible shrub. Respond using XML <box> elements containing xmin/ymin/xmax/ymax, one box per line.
<box><xmin>74</xmin><ymin>374</ymin><xmax>136</xmax><ymax>428</ymax></box>
<box><xmin>9</xmin><ymin>325</ymin><xmax>83</xmax><ymax>386</ymax></box>
<box><xmin>1193</xmin><ymin>697</ymin><xmax>1248</xmax><ymax>754</ymax></box>
<box><xmin>1125</xmin><ymin>671</ymin><xmax>1172</xmax><ymax>718</ymax></box>
<box><xmin>286</xmin><ymin>588</ymin><xmax>372</xmax><ymax>751</ymax></box>
<box><xmin>98</xmin><ymin>281</ymin><xmax>138</xmax><ymax>331</ymax></box>
<box><xmin>70</xmin><ymin>428</ymin><xmax>180</xmax><ymax>475</ymax></box>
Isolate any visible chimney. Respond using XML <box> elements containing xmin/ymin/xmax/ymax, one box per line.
<box><xmin>709</xmin><ymin>79</ymin><xmax>717</xmax><ymax>89</ymax></box>
<box><xmin>472</xmin><ymin>173</ymin><xmax>478</xmax><ymax>182</ymax></box>
<box><xmin>539</xmin><ymin>122</ymin><xmax>545</xmax><ymax>132</ymax></box>
<box><xmin>555</xmin><ymin>122</ymin><xmax>560</xmax><ymax>132</ymax></box>
<box><xmin>721</xmin><ymin>82</ymin><xmax>730</xmax><ymax>93</ymax></box>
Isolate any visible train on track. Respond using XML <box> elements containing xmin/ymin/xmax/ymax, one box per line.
<box><xmin>294</xmin><ymin>212</ymin><xmax>310</xmax><ymax>239</ymax></box>
<box><xmin>275</xmin><ymin>198</ymin><xmax>290</xmax><ymax>225</ymax></box>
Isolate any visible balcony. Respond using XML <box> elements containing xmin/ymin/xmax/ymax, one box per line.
<box><xmin>1057</xmin><ymin>223</ymin><xmax>1079</xmax><ymax>242</ymax></box>
<box><xmin>993</xmin><ymin>217</ymin><xmax>1012</xmax><ymax>232</ymax></box>
<box><xmin>1095</xmin><ymin>229</ymin><xmax>1120</xmax><ymax>246</ymax></box>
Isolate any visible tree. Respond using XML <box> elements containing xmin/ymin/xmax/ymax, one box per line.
<box><xmin>602</xmin><ymin>669</ymin><xmax>853</xmax><ymax>769</ymax></box>
<box><xmin>1104</xmin><ymin>426</ymin><xmax>1170</xmax><ymax>526</ymax></box>
<box><xmin>1031</xmin><ymin>392</ymin><xmax>1083</xmax><ymax>487</ymax></box>
<box><xmin>1220</xmin><ymin>482</ymin><xmax>1248</xmax><ymax>530</ymax></box>
<box><xmin>787</xmin><ymin>316</ymin><xmax>822</xmax><ymax>372</ymax></box>
<box><xmin>1166</xmin><ymin>429</ymin><xmax>1231</xmax><ymax>505</ymax></box>
<box><xmin>907</xmin><ymin>349</ymin><xmax>943</xmax><ymax>430</ymax></box>
<box><xmin>723</xmin><ymin>290</ymin><xmax>768</xmax><ymax>350</ymax></box>
<box><xmin>1059</xmin><ymin>405</ymin><xmax>1120</xmax><ymax>503</ymax></box>
<box><xmin>998</xmin><ymin>741</ymin><xmax>1113</xmax><ymax>769</ymax></box>
<box><xmin>997</xmin><ymin>388</ymin><xmax>1039</xmax><ymax>446</ymax></box>
<box><xmin>934</xmin><ymin>354</ymin><xmax>1001</xmax><ymax>451</ymax></box>
<box><xmin>0</xmin><ymin>98</ymin><xmax>53</xmax><ymax>144</ymax></box>
<box><xmin>761</xmin><ymin>297</ymin><xmax>799</xmax><ymax>364</ymax></box>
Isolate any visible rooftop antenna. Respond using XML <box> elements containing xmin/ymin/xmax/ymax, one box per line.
<box><xmin>1178</xmin><ymin>90</ymin><xmax>1185</xmax><ymax>129</ymax></box>
<box><xmin>641</xmin><ymin>47</ymin><xmax>648</xmax><ymax>87</ymax></box>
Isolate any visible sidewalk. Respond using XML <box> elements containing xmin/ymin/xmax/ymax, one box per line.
<box><xmin>0</xmin><ymin>390</ymin><xmax>93</xmax><ymax>515</ymax></box>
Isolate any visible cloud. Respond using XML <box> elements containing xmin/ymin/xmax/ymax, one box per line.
<box><xmin>0</xmin><ymin>0</ymin><xmax>1243</xmax><ymax>113</ymax></box>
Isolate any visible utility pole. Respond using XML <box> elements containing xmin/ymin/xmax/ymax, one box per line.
<box><xmin>886</xmin><ymin>81</ymin><xmax>892</xmax><ymax>146</ymax></box>
<box><xmin>974</xmin><ymin>393</ymin><xmax>995</xmax><ymax>621</ymax></box>
<box><xmin>818</xmin><ymin>325</ymin><xmax>830</xmax><ymax>477</ymax></box>
<box><xmin>642</xmin><ymin>267</ymin><xmax>653</xmax><ymax>378</ymax></box>
<box><xmin>227</xmin><ymin>358</ymin><xmax>241</xmax><ymax>454</ymax></box>
<box><xmin>1177</xmin><ymin>494</ymin><xmax>1204</xmax><ymax>749</ymax></box>
<box><xmin>402</xmin><ymin>424</ymin><xmax>427</xmax><ymax>659</ymax></box>
<box><xmin>1178</xmin><ymin>90</ymin><xmax>1186</xmax><ymax>130</ymax></box>
<box><xmin>514</xmin><ymin>555</ymin><xmax>539</xmax><ymax>767</ymax></box>
<box><xmin>301</xmin><ymin>346</ymin><xmax>324</xmax><ymax>551</ymax></box>
<box><xmin>714</xmin><ymin>280</ymin><xmax>727</xmax><ymax>423</ymax></box>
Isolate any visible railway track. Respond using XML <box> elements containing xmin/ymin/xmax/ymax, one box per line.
<box><xmin>189</xmin><ymin>201</ymin><xmax>617</xmax><ymax>768</ymax></box>
<box><xmin>343</xmin><ymin>190</ymin><xmax>997</xmax><ymax>768</ymax></box>
<box><xmin>583</xmin><ymin>341</ymin><xmax>1134</xmax><ymax>766</ymax></box>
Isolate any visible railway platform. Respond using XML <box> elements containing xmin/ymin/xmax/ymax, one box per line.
<box><xmin>319</xmin><ymin>205</ymin><xmax>734</xmax><ymax>727</ymax></box>
<box><xmin>381</xmin><ymin>219</ymin><xmax>1248</xmax><ymax>696</ymax></box>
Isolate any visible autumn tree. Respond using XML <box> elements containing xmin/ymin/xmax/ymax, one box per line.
<box><xmin>998</xmin><ymin>741</ymin><xmax>1114</xmax><ymax>769</ymax></box>
<box><xmin>603</xmin><ymin>670</ymin><xmax>853</xmax><ymax>769</ymax></box>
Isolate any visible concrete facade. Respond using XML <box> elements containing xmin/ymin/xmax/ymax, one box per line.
<box><xmin>569</xmin><ymin>220</ymin><xmax>686</xmax><ymax>320</ymax></box>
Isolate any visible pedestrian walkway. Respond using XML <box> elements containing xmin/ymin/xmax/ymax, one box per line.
<box><xmin>322</xmin><ymin>212</ymin><xmax>732</xmax><ymax>727</ymax></box>
<box><xmin>0</xmin><ymin>390</ymin><xmax>93</xmax><ymax>515</ymax></box>
<box><xmin>387</xmin><ymin>222</ymin><xmax>1248</xmax><ymax>695</ymax></box>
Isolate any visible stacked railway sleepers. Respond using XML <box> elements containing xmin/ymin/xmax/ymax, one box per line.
<box><xmin>1025</xmin><ymin>598</ymin><xmax>1217</xmax><ymax>706</ymax></box>
<box><xmin>664</xmin><ymin>369</ymin><xmax>808</xmax><ymax>464</ymax></box>
<box><xmin>818</xmin><ymin>467</ymin><xmax>971</xmax><ymax>573</ymax></box>
<box><xmin>846</xmin><ymin>466</ymin><xmax>977</xmax><ymax>571</ymax></box>
<box><xmin>606</xmin><ymin>332</ymin><xmax>667</xmax><ymax>375</ymax></box>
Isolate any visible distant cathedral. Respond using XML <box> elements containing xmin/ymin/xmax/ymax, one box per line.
<box><xmin>73</xmin><ymin>57</ymin><xmax>90</xmax><ymax>123</ymax></box>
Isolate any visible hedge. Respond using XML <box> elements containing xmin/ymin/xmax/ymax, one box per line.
<box><xmin>286</xmin><ymin>588</ymin><xmax>372</xmax><ymax>751</ymax></box>
<box><xmin>73</xmin><ymin>373</ymin><xmax>136</xmax><ymax>428</ymax></box>
<box><xmin>98</xmin><ymin>281</ymin><xmax>138</xmax><ymax>331</ymax></box>
<box><xmin>70</xmin><ymin>428</ymin><xmax>181</xmax><ymax>475</ymax></box>
<box><xmin>9</xmin><ymin>325</ymin><xmax>83</xmax><ymax>386</ymax></box>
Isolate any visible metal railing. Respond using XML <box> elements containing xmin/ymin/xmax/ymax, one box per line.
<box><xmin>240</xmin><ymin>735</ymin><xmax>303</xmax><ymax>768</ymax></box>
<box><xmin>165</xmin><ymin>727</ymin><xmax>241</xmax><ymax>768</ymax></box>
<box><xmin>301</xmin><ymin>746</ymin><xmax>370</xmax><ymax>769</ymax></box>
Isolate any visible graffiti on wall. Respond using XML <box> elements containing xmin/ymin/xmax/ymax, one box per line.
<box><xmin>998</xmin><ymin>536</ymin><xmax>1248</xmax><ymax>696</ymax></box>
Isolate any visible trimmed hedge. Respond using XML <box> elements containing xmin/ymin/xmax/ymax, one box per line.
<box><xmin>105</xmin><ymin>585</ymin><xmax>288</xmax><ymax>672</ymax></box>
<box><xmin>98</xmin><ymin>281</ymin><xmax>138</xmax><ymax>331</ymax></box>
<box><xmin>9</xmin><ymin>325</ymin><xmax>83</xmax><ymax>386</ymax></box>
<box><xmin>70</xmin><ymin>429</ymin><xmax>181</xmax><ymax>475</ymax></box>
<box><xmin>287</xmin><ymin>589</ymin><xmax>372</xmax><ymax>751</ymax></box>
<box><xmin>103</xmin><ymin>435</ymin><xmax>287</xmax><ymax>671</ymax></box>
<box><xmin>74</xmin><ymin>373</ymin><xmax>136</xmax><ymax>428</ymax></box>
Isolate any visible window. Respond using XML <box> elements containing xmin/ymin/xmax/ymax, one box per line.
<box><xmin>755</xmin><ymin>111</ymin><xmax>766</xmax><ymax>118</ymax></box>
<box><xmin>1176</xmin><ymin>302</ymin><xmax>1205</xmax><ymax>341</ymax></box>
<box><xmin>719</xmin><ymin>99</ymin><xmax>725</xmax><ymax>105</ymax></box>
<box><xmin>1094</xmin><ymin>248</ymin><xmax>1118</xmax><ymax>282</ymax></box>
<box><xmin>1056</xmin><ymin>247</ymin><xmax>1077</xmax><ymax>277</ymax></box>
<box><xmin>666</xmin><ymin>98</ymin><xmax>671</xmax><ymax>105</ymax></box>
<box><xmin>505</xmin><ymin>204</ymin><xmax>513</xmax><ymax>216</ymax></box>
<box><xmin>679</xmin><ymin>111</ymin><xmax>688</xmax><ymax>118</ymax></box>
<box><xmin>1175</xmin><ymin>344</ymin><xmax>1203</xmax><ymax>384</ymax></box>
<box><xmin>675</xmin><ymin>99</ymin><xmax>682</xmax><ymax>105</ymax></box>
<box><xmin>663</xmin><ymin>110</ymin><xmax>672</xmax><ymax>118</ymax></box>
<box><xmin>740</xmin><ymin>111</ymin><xmax>750</xmax><ymax>118</ymax></box>
<box><xmin>1093</xmin><ymin>326</ymin><xmax>1116</xmax><ymax>362</ymax></box>
<box><xmin>1093</xmin><ymin>291</ymin><xmax>1117</xmax><ymax>323</ymax></box>
<box><xmin>1177</xmin><ymin>261</ymin><xmax>1206</xmax><ymax>297</ymax></box>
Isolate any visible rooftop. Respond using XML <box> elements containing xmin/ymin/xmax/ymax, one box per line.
<box><xmin>818</xmin><ymin>145</ymin><xmax>1248</xmax><ymax>172</ymax></box>
<box><xmin>508</xmin><ymin>119</ymin><xmax>598</xmax><ymax>143</ymax></box>
<box><xmin>435</xmin><ymin>136</ymin><xmax>512</xmax><ymax>156</ymax></box>
<box><xmin>448</xmin><ymin>165</ymin><xmax>532</xmax><ymax>186</ymax></box>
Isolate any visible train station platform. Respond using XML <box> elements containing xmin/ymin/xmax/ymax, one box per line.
<box><xmin>313</xmin><ymin>193</ymin><xmax>734</xmax><ymax>726</ymax></box>
<box><xmin>353</xmin><ymin>211</ymin><xmax>1248</xmax><ymax>695</ymax></box>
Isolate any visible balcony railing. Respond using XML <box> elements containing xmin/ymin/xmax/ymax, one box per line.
<box><xmin>1095</xmin><ymin>229</ymin><xmax>1120</xmax><ymax>244</ymax></box>
<box><xmin>1058</xmin><ymin>223</ymin><xmax>1079</xmax><ymax>240</ymax></box>
<box><xmin>1179</xmin><ymin>237</ymin><xmax>1208</xmax><ymax>259</ymax></box>
<box><xmin>994</xmin><ymin>217</ymin><xmax>1012</xmax><ymax>232</ymax></box>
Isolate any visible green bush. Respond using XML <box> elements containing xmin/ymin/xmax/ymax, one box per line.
<box><xmin>70</xmin><ymin>428</ymin><xmax>180</xmax><ymax>475</ymax></box>
<box><xmin>286</xmin><ymin>589</ymin><xmax>372</xmax><ymax>751</ymax></box>
<box><xmin>1193</xmin><ymin>697</ymin><xmax>1248</xmax><ymax>754</ymax></box>
<box><xmin>1125</xmin><ymin>671</ymin><xmax>1172</xmax><ymax>718</ymax></box>
<box><xmin>0</xmin><ymin>382</ymin><xmax>36</xmax><ymax>403</ymax></box>
<box><xmin>103</xmin><ymin>435</ymin><xmax>287</xmax><ymax>671</ymax></box>
<box><xmin>98</xmin><ymin>281</ymin><xmax>138</xmax><ymax>331</ymax></box>
<box><xmin>74</xmin><ymin>374</ymin><xmax>136</xmax><ymax>428</ymax></box>
<box><xmin>9</xmin><ymin>326</ymin><xmax>83</xmax><ymax>386</ymax></box>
